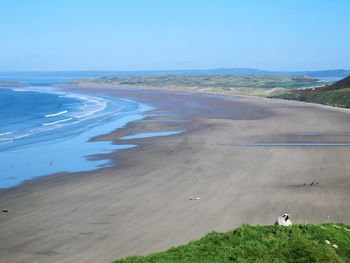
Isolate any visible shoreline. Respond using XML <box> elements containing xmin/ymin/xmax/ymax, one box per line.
<box><xmin>61</xmin><ymin>83</ymin><xmax>350</xmax><ymax>113</ymax></box>
<box><xmin>0</xmin><ymin>85</ymin><xmax>154</xmax><ymax>189</ymax></box>
<box><xmin>1</xmin><ymin>87</ymin><xmax>350</xmax><ymax>262</ymax></box>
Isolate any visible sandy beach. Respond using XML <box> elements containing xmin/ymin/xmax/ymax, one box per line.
<box><xmin>0</xmin><ymin>87</ymin><xmax>350</xmax><ymax>263</ymax></box>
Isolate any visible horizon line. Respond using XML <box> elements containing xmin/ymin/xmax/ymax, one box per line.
<box><xmin>0</xmin><ymin>67</ymin><xmax>349</xmax><ymax>73</ymax></box>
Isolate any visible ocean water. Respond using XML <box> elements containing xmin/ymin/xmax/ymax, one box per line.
<box><xmin>0</xmin><ymin>71</ymin><xmax>113</xmax><ymax>86</ymax></box>
<box><xmin>0</xmin><ymin>81</ymin><xmax>151</xmax><ymax>188</ymax></box>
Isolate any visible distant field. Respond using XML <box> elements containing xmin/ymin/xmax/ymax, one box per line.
<box><xmin>70</xmin><ymin>75</ymin><xmax>321</xmax><ymax>97</ymax></box>
<box><xmin>114</xmin><ymin>224</ymin><xmax>350</xmax><ymax>263</ymax></box>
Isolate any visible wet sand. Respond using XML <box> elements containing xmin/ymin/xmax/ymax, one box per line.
<box><xmin>0</xmin><ymin>87</ymin><xmax>350</xmax><ymax>263</ymax></box>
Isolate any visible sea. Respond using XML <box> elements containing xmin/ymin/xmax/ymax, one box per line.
<box><xmin>0</xmin><ymin>72</ymin><xmax>152</xmax><ymax>188</ymax></box>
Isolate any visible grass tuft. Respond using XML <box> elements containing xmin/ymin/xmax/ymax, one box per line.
<box><xmin>113</xmin><ymin>224</ymin><xmax>350</xmax><ymax>263</ymax></box>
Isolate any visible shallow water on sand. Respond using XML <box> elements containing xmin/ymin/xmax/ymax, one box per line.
<box><xmin>0</xmin><ymin>85</ymin><xmax>152</xmax><ymax>188</ymax></box>
<box><xmin>120</xmin><ymin>130</ymin><xmax>184</xmax><ymax>140</ymax></box>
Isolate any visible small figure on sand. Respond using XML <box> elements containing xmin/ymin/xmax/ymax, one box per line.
<box><xmin>303</xmin><ymin>181</ymin><xmax>319</xmax><ymax>187</ymax></box>
<box><xmin>275</xmin><ymin>213</ymin><xmax>292</xmax><ymax>226</ymax></box>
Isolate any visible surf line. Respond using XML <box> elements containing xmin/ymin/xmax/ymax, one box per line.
<box><xmin>45</xmin><ymin>110</ymin><xmax>68</xmax><ymax>118</ymax></box>
<box><xmin>43</xmin><ymin>118</ymin><xmax>73</xmax><ymax>126</ymax></box>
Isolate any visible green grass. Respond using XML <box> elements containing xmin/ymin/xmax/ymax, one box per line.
<box><xmin>70</xmin><ymin>75</ymin><xmax>320</xmax><ymax>91</ymax></box>
<box><xmin>306</xmin><ymin>88</ymin><xmax>350</xmax><ymax>108</ymax></box>
<box><xmin>113</xmin><ymin>224</ymin><xmax>350</xmax><ymax>263</ymax></box>
<box><xmin>273</xmin><ymin>87</ymin><xmax>350</xmax><ymax>108</ymax></box>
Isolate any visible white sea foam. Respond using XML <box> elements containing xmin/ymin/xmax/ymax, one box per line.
<box><xmin>75</xmin><ymin>111</ymin><xmax>98</xmax><ymax>119</ymax></box>
<box><xmin>43</xmin><ymin>118</ymin><xmax>73</xmax><ymax>126</ymax></box>
<box><xmin>64</xmin><ymin>94</ymin><xmax>107</xmax><ymax>117</ymax></box>
<box><xmin>0</xmin><ymin>138</ymin><xmax>13</xmax><ymax>144</ymax></box>
<box><xmin>13</xmin><ymin>133</ymin><xmax>32</xmax><ymax>140</ymax></box>
<box><xmin>0</xmin><ymin>138</ymin><xmax>12</xmax><ymax>142</ymax></box>
<box><xmin>56</xmin><ymin>93</ymin><xmax>108</xmax><ymax>121</ymax></box>
<box><xmin>12</xmin><ymin>88</ymin><xmax>28</xmax><ymax>92</ymax></box>
<box><xmin>0</xmin><ymin>131</ymin><xmax>14</xmax><ymax>136</ymax></box>
<box><xmin>1</xmin><ymin>87</ymin><xmax>129</xmax><ymax>151</ymax></box>
<box><xmin>45</xmin><ymin>110</ymin><xmax>68</xmax><ymax>118</ymax></box>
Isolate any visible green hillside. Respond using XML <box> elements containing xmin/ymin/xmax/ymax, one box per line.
<box><xmin>275</xmin><ymin>88</ymin><xmax>350</xmax><ymax>108</ymax></box>
<box><xmin>70</xmin><ymin>75</ymin><xmax>319</xmax><ymax>91</ymax></box>
<box><xmin>273</xmin><ymin>76</ymin><xmax>350</xmax><ymax>108</ymax></box>
<box><xmin>114</xmin><ymin>224</ymin><xmax>350</xmax><ymax>263</ymax></box>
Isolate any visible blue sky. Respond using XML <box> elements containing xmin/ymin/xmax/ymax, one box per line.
<box><xmin>1</xmin><ymin>0</ymin><xmax>349</xmax><ymax>71</ymax></box>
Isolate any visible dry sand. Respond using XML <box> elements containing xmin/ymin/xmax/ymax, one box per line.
<box><xmin>0</xmin><ymin>87</ymin><xmax>350</xmax><ymax>263</ymax></box>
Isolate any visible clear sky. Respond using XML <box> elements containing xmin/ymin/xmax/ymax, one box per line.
<box><xmin>1</xmin><ymin>0</ymin><xmax>349</xmax><ymax>71</ymax></box>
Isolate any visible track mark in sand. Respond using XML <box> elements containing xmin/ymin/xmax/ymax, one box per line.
<box><xmin>222</xmin><ymin>143</ymin><xmax>350</xmax><ymax>147</ymax></box>
<box><xmin>35</xmin><ymin>250</ymin><xmax>60</xmax><ymax>256</ymax></box>
<box><xmin>280</xmin><ymin>182</ymin><xmax>320</xmax><ymax>189</ymax></box>
<box><xmin>87</xmin><ymin>222</ymin><xmax>110</xmax><ymax>225</ymax></box>
<box><xmin>79</xmin><ymin>232</ymin><xmax>95</xmax><ymax>236</ymax></box>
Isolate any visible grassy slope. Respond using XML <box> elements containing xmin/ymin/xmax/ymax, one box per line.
<box><xmin>273</xmin><ymin>87</ymin><xmax>350</xmax><ymax>108</ymax></box>
<box><xmin>114</xmin><ymin>224</ymin><xmax>350</xmax><ymax>263</ymax></box>
<box><xmin>71</xmin><ymin>75</ymin><xmax>319</xmax><ymax>96</ymax></box>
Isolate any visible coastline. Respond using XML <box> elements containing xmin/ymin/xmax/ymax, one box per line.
<box><xmin>1</xmin><ymin>87</ymin><xmax>350</xmax><ymax>262</ymax></box>
<box><xmin>0</xmin><ymin>86</ymin><xmax>153</xmax><ymax>189</ymax></box>
<box><xmin>62</xmin><ymin>82</ymin><xmax>350</xmax><ymax>113</ymax></box>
